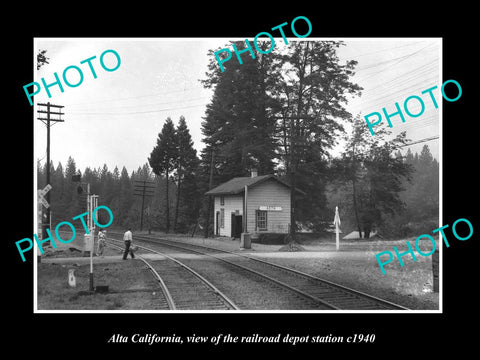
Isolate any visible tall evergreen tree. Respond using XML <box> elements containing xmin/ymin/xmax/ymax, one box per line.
<box><xmin>173</xmin><ymin>116</ymin><xmax>199</xmax><ymax>232</ymax></box>
<box><xmin>199</xmin><ymin>43</ymin><xmax>280</xmax><ymax>236</ymax></box>
<box><xmin>99</xmin><ymin>164</ymin><xmax>115</xmax><ymax>208</ymax></box>
<box><xmin>64</xmin><ymin>156</ymin><xmax>80</xmax><ymax>219</ymax></box>
<box><xmin>271</xmin><ymin>41</ymin><xmax>362</xmax><ymax>237</ymax></box>
<box><xmin>201</xmin><ymin>41</ymin><xmax>278</xmax><ymax>183</ymax></box>
<box><xmin>148</xmin><ymin>118</ymin><xmax>178</xmax><ymax>233</ymax></box>
<box><xmin>199</xmin><ymin>40</ymin><xmax>362</xmax><ymax>238</ymax></box>
<box><xmin>117</xmin><ymin>166</ymin><xmax>133</xmax><ymax>227</ymax></box>
<box><xmin>399</xmin><ymin>144</ymin><xmax>439</xmax><ymax>228</ymax></box>
<box><xmin>417</xmin><ymin>145</ymin><xmax>439</xmax><ymax>216</ymax></box>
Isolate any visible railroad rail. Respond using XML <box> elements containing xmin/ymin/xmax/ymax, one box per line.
<box><xmin>110</xmin><ymin>232</ymin><xmax>409</xmax><ymax>311</ymax></box>
<box><xmin>107</xmin><ymin>242</ymin><xmax>176</xmax><ymax>310</ymax></box>
<box><xmin>107</xmin><ymin>239</ymin><xmax>239</xmax><ymax>310</ymax></box>
<box><xmin>109</xmin><ymin>233</ymin><xmax>338</xmax><ymax>310</ymax></box>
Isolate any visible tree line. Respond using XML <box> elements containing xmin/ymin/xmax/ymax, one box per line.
<box><xmin>327</xmin><ymin>116</ymin><xmax>439</xmax><ymax>238</ymax></box>
<box><xmin>37</xmin><ymin>140</ymin><xmax>438</xmax><ymax>238</ymax></box>
<box><xmin>37</xmin><ymin>40</ymin><xmax>439</xmax><ymax>239</ymax></box>
<box><xmin>37</xmin><ymin>116</ymin><xmax>201</xmax><ymax>234</ymax></box>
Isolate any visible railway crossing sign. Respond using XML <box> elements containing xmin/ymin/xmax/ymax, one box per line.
<box><xmin>39</xmin><ymin>184</ymin><xmax>52</xmax><ymax>197</ymax></box>
<box><xmin>38</xmin><ymin>184</ymin><xmax>52</xmax><ymax>209</ymax></box>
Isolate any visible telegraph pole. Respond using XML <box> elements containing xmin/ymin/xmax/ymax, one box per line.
<box><xmin>37</xmin><ymin>102</ymin><xmax>64</xmax><ymax>258</ymax></box>
<box><xmin>133</xmin><ymin>180</ymin><xmax>155</xmax><ymax>231</ymax></box>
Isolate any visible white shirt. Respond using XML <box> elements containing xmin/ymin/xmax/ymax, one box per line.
<box><xmin>123</xmin><ymin>230</ymin><xmax>132</xmax><ymax>241</ymax></box>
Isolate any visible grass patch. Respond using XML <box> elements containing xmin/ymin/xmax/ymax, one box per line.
<box><xmin>36</xmin><ymin>261</ymin><xmax>157</xmax><ymax>310</ymax></box>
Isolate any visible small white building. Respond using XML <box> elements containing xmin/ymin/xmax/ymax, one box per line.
<box><xmin>205</xmin><ymin>171</ymin><xmax>304</xmax><ymax>238</ymax></box>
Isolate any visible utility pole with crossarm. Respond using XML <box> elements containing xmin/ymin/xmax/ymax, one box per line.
<box><xmin>133</xmin><ymin>180</ymin><xmax>155</xmax><ymax>232</ymax></box>
<box><xmin>37</xmin><ymin>102</ymin><xmax>64</xmax><ymax>260</ymax></box>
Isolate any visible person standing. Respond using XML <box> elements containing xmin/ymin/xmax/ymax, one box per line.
<box><xmin>97</xmin><ymin>229</ymin><xmax>106</xmax><ymax>257</ymax></box>
<box><xmin>123</xmin><ymin>227</ymin><xmax>135</xmax><ymax>260</ymax></box>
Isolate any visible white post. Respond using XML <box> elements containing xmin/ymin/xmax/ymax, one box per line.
<box><xmin>335</xmin><ymin>222</ymin><xmax>340</xmax><ymax>251</ymax></box>
<box><xmin>244</xmin><ymin>185</ymin><xmax>248</xmax><ymax>233</ymax></box>
<box><xmin>334</xmin><ymin>206</ymin><xmax>341</xmax><ymax>251</ymax></box>
<box><xmin>241</xmin><ymin>185</ymin><xmax>251</xmax><ymax>249</ymax></box>
<box><xmin>89</xmin><ymin>193</ymin><xmax>94</xmax><ymax>291</ymax></box>
<box><xmin>90</xmin><ymin>195</ymin><xmax>99</xmax><ymax>287</ymax></box>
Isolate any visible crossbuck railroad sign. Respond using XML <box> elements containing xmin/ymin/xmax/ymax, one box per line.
<box><xmin>38</xmin><ymin>184</ymin><xmax>52</xmax><ymax>209</ymax></box>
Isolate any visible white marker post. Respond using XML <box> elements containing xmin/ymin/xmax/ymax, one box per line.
<box><xmin>334</xmin><ymin>206</ymin><xmax>341</xmax><ymax>251</ymax></box>
<box><xmin>88</xmin><ymin>192</ymin><xmax>98</xmax><ymax>292</ymax></box>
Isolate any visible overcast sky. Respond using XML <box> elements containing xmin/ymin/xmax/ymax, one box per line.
<box><xmin>34</xmin><ymin>37</ymin><xmax>441</xmax><ymax>176</ymax></box>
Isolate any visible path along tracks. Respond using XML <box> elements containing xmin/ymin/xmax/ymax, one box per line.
<box><xmin>106</xmin><ymin>241</ymin><xmax>238</xmax><ymax>310</ymax></box>
<box><xmin>107</xmin><ymin>233</ymin><xmax>409</xmax><ymax>311</ymax></box>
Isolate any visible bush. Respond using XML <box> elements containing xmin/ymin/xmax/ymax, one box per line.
<box><xmin>379</xmin><ymin>217</ymin><xmax>439</xmax><ymax>239</ymax></box>
<box><xmin>254</xmin><ymin>233</ymin><xmax>289</xmax><ymax>244</ymax></box>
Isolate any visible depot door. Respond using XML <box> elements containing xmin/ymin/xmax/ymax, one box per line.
<box><xmin>231</xmin><ymin>214</ymin><xmax>242</xmax><ymax>238</ymax></box>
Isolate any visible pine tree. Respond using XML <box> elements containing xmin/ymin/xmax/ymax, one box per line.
<box><xmin>417</xmin><ymin>145</ymin><xmax>439</xmax><ymax>216</ymax></box>
<box><xmin>99</xmin><ymin>164</ymin><xmax>115</xmax><ymax>208</ymax></box>
<box><xmin>271</xmin><ymin>41</ymin><xmax>362</xmax><ymax>238</ymax></box>
<box><xmin>399</xmin><ymin>144</ymin><xmax>439</xmax><ymax>232</ymax></box>
<box><xmin>117</xmin><ymin>167</ymin><xmax>132</xmax><ymax>227</ymax></box>
<box><xmin>362</xmin><ymin>135</ymin><xmax>412</xmax><ymax>237</ymax></box>
<box><xmin>199</xmin><ymin>40</ymin><xmax>362</xmax><ymax>238</ymax></box>
<box><xmin>64</xmin><ymin>156</ymin><xmax>80</xmax><ymax>219</ymax></box>
<box><xmin>148</xmin><ymin>118</ymin><xmax>178</xmax><ymax>233</ymax></box>
<box><xmin>201</xmin><ymin>41</ymin><xmax>278</xmax><ymax>183</ymax></box>
<box><xmin>199</xmin><ymin>42</ymin><xmax>280</xmax><ymax>236</ymax></box>
<box><xmin>173</xmin><ymin>116</ymin><xmax>199</xmax><ymax>232</ymax></box>
<box><xmin>108</xmin><ymin>166</ymin><xmax>121</xmax><ymax>224</ymax></box>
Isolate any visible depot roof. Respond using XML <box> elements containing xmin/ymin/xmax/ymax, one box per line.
<box><xmin>205</xmin><ymin>174</ymin><xmax>305</xmax><ymax>196</ymax></box>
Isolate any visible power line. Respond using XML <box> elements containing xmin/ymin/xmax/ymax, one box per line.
<box><xmin>351</xmin><ymin>80</ymin><xmax>440</xmax><ymax>112</ymax></box>
<box><xmin>355</xmin><ymin>63</ymin><xmax>439</xmax><ymax>99</ymax></box>
<box><xmin>398</xmin><ymin>136</ymin><xmax>439</xmax><ymax>148</ymax></box>
<box><xmin>70</xmin><ymin>102</ymin><xmax>209</xmax><ymax>116</ymax></box>
<box><xmin>348</xmin><ymin>40</ymin><xmax>432</xmax><ymax>60</ymax></box>
<box><xmin>354</xmin><ymin>45</ymin><xmax>437</xmax><ymax>74</ymax></box>
<box><xmin>69</xmin><ymin>94</ymin><xmax>212</xmax><ymax>112</ymax></box>
<box><xmin>354</xmin><ymin>46</ymin><xmax>436</xmax><ymax>73</ymax></box>
<box><xmin>66</xmin><ymin>83</ymin><xmax>207</xmax><ymax>107</ymax></box>
<box><xmin>355</xmin><ymin>43</ymin><xmax>437</xmax><ymax>83</ymax></box>
<box><xmin>347</xmin><ymin>60</ymin><xmax>440</xmax><ymax>116</ymax></box>
<box><xmin>349</xmin><ymin>78</ymin><xmax>441</xmax><ymax>115</ymax></box>
<box><xmin>360</xmin><ymin>62</ymin><xmax>439</xmax><ymax>96</ymax></box>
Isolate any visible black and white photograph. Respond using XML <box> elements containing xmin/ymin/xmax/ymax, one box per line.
<box><xmin>32</xmin><ymin>37</ymin><xmax>441</xmax><ymax>313</ymax></box>
<box><xmin>6</xmin><ymin>7</ymin><xmax>476</xmax><ymax>355</ymax></box>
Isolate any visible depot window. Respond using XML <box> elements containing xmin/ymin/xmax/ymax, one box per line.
<box><xmin>256</xmin><ymin>210</ymin><xmax>267</xmax><ymax>231</ymax></box>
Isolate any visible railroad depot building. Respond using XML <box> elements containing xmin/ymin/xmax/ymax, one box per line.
<box><xmin>205</xmin><ymin>170</ymin><xmax>304</xmax><ymax>239</ymax></box>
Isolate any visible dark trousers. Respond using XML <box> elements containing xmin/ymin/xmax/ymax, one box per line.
<box><xmin>123</xmin><ymin>240</ymin><xmax>135</xmax><ymax>259</ymax></box>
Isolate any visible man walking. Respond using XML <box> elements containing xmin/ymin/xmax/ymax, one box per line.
<box><xmin>123</xmin><ymin>227</ymin><xmax>135</xmax><ymax>260</ymax></box>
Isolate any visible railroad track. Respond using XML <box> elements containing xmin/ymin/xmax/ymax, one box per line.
<box><xmin>110</xmin><ymin>232</ymin><xmax>409</xmax><ymax>311</ymax></box>
<box><xmin>106</xmin><ymin>240</ymin><xmax>239</xmax><ymax>310</ymax></box>
<box><xmin>108</xmin><ymin>236</ymin><xmax>332</xmax><ymax>310</ymax></box>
